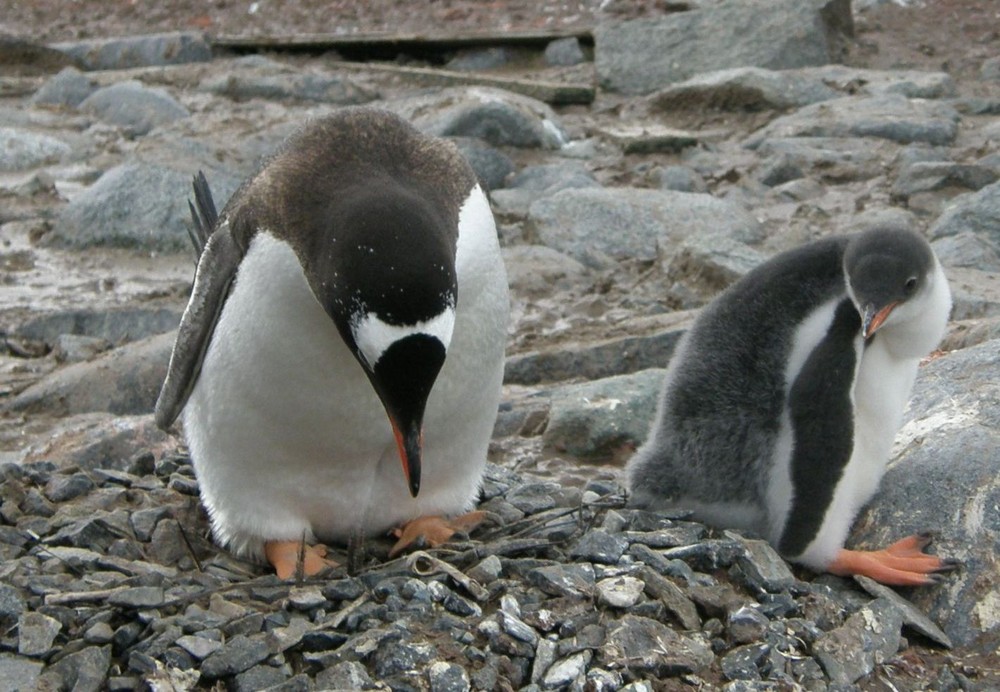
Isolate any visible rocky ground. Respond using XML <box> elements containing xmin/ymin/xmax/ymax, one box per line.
<box><xmin>2</xmin><ymin>0</ymin><xmax>1000</xmax><ymax>690</ymax></box>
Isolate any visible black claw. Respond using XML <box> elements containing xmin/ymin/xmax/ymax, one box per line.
<box><xmin>935</xmin><ymin>558</ymin><xmax>962</xmax><ymax>573</ymax></box>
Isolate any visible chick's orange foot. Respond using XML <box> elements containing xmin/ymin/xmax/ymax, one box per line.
<box><xmin>828</xmin><ymin>533</ymin><xmax>959</xmax><ymax>586</ymax></box>
<box><xmin>389</xmin><ymin>510</ymin><xmax>487</xmax><ymax>558</ymax></box>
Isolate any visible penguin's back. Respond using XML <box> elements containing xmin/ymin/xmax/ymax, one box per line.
<box><xmin>627</xmin><ymin>236</ymin><xmax>852</xmax><ymax>530</ymax></box>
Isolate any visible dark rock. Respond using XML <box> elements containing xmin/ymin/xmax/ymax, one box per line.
<box><xmin>394</xmin><ymin>87</ymin><xmax>567</xmax><ymax>149</ymax></box>
<box><xmin>726</xmin><ymin>605</ymin><xmax>770</xmax><ymax>644</ymax></box>
<box><xmin>730</xmin><ymin>537</ymin><xmax>797</xmax><ymax>593</ymax></box>
<box><xmin>427</xmin><ymin>660</ymin><xmax>470</xmax><ymax>692</ymax></box>
<box><xmin>812</xmin><ymin>597</ymin><xmax>903</xmax><ymax>685</ymax></box>
<box><xmin>853</xmin><ymin>575</ymin><xmax>952</xmax><ymax>648</ymax></box>
<box><xmin>720</xmin><ymin>643</ymin><xmax>769</xmax><ymax>681</ymax></box>
<box><xmin>636</xmin><ymin>566</ymin><xmax>701</xmax><ymax>630</ymax></box>
<box><xmin>505</xmin><ymin>482</ymin><xmax>559</xmax><ymax>515</ymax></box>
<box><xmin>52</xmin><ymin>32</ymin><xmax>212</xmax><ymax>70</ymax></box>
<box><xmin>43</xmin><ymin>645</ymin><xmax>112</xmax><ymax>692</ymax></box>
<box><xmin>451</xmin><ymin>137</ymin><xmax>515</xmax><ymax>191</ymax></box>
<box><xmin>233</xmin><ymin>665</ymin><xmax>288</xmax><ymax>691</ymax></box>
<box><xmin>46</xmin><ymin>516</ymin><xmax>121</xmax><ymax>551</ymax></box>
<box><xmin>892</xmin><ymin>161</ymin><xmax>998</xmax><ymax>201</ymax></box>
<box><xmin>569</xmin><ymin>529</ymin><xmax>629</xmax><ymax>565</ymax></box>
<box><xmin>526</xmin><ymin>564</ymin><xmax>595</xmax><ymax>599</ymax></box>
<box><xmin>932</xmin><ymin>231</ymin><xmax>1000</xmax><ymax>272</ymax></box>
<box><xmin>373</xmin><ymin>639</ymin><xmax>435</xmax><ymax>678</ymax></box>
<box><xmin>43</xmin><ymin>472</ymin><xmax>95</xmax><ymax>502</ymax></box>
<box><xmin>595</xmin><ymin>0</ymin><xmax>852</xmax><ymax>94</ymax></box>
<box><xmin>78</xmin><ymin>81</ymin><xmax>189</xmax><ymax>136</ymax></box>
<box><xmin>600</xmin><ymin>614</ymin><xmax>714</xmax><ymax>677</ymax></box>
<box><xmin>200</xmin><ymin>634</ymin><xmax>272</xmax><ymax>680</ymax></box>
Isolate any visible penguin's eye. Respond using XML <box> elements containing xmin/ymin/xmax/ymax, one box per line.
<box><xmin>904</xmin><ymin>277</ymin><xmax>918</xmax><ymax>294</ymax></box>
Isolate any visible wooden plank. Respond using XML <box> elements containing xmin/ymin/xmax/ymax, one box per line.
<box><xmin>211</xmin><ymin>28</ymin><xmax>592</xmax><ymax>51</ymax></box>
<box><xmin>334</xmin><ymin>61</ymin><xmax>595</xmax><ymax>105</ymax></box>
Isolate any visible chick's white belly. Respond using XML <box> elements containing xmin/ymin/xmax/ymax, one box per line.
<box><xmin>182</xmin><ymin>234</ymin><xmax>487</xmax><ymax>557</ymax></box>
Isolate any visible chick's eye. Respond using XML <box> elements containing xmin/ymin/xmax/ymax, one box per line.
<box><xmin>904</xmin><ymin>277</ymin><xmax>918</xmax><ymax>293</ymax></box>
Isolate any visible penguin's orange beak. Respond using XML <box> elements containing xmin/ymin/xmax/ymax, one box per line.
<box><xmin>391</xmin><ymin>418</ymin><xmax>422</xmax><ymax>497</ymax></box>
<box><xmin>862</xmin><ymin>302</ymin><xmax>898</xmax><ymax>339</ymax></box>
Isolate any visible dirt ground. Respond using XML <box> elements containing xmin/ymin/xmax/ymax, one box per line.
<box><xmin>1</xmin><ymin>0</ymin><xmax>997</xmax><ymax>88</ymax></box>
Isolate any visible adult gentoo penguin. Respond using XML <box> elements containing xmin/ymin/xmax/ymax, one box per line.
<box><xmin>154</xmin><ymin>107</ymin><xmax>509</xmax><ymax>579</ymax></box>
<box><xmin>626</xmin><ymin>226</ymin><xmax>954</xmax><ymax>585</ymax></box>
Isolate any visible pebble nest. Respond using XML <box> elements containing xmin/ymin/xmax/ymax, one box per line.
<box><xmin>0</xmin><ymin>450</ymin><xmax>969</xmax><ymax>691</ymax></box>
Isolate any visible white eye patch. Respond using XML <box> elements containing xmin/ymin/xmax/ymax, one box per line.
<box><xmin>351</xmin><ymin>307</ymin><xmax>456</xmax><ymax>370</ymax></box>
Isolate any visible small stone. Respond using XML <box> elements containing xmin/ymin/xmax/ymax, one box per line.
<box><xmin>315</xmin><ymin>660</ymin><xmax>374</xmax><ymax>690</ymax></box>
<box><xmin>287</xmin><ymin>586</ymin><xmax>327</xmax><ymax>610</ymax></box>
<box><xmin>200</xmin><ymin>635</ymin><xmax>272</xmax><ymax>680</ymax></box>
<box><xmin>322</xmin><ymin>577</ymin><xmax>366</xmax><ymax>602</ymax></box>
<box><xmin>427</xmin><ymin>660</ymin><xmax>471</xmax><ymax>692</ymax></box>
<box><xmin>813</xmin><ymin>597</ymin><xmax>904</xmax><ymax>685</ymax></box>
<box><xmin>43</xmin><ymin>473</ymin><xmax>96</xmax><ymax>502</ymax></box>
<box><xmin>505</xmin><ymin>482</ymin><xmax>559</xmax><ymax>514</ymax></box>
<box><xmin>0</xmin><ymin>585</ymin><xmax>27</xmax><ymax>625</ymax></box>
<box><xmin>730</xmin><ymin>537</ymin><xmax>797</xmax><ymax>593</ymax></box>
<box><xmin>527</xmin><ymin>564</ymin><xmax>595</xmax><ymax>599</ymax></box>
<box><xmin>374</xmin><ymin>640</ymin><xmax>435</xmax><ymax>678</ymax></box>
<box><xmin>176</xmin><ymin>634</ymin><xmax>224</xmax><ymax>660</ymax></box>
<box><xmin>443</xmin><ymin>591</ymin><xmax>482</xmax><ymax>618</ymax></box>
<box><xmin>727</xmin><ymin>605</ymin><xmax>770</xmax><ymax>644</ymax></box>
<box><xmin>168</xmin><ymin>473</ymin><xmax>200</xmax><ymax>495</ymax></box>
<box><xmin>233</xmin><ymin>664</ymin><xmax>288</xmax><ymax>692</ymax></box>
<box><xmin>586</xmin><ymin>667</ymin><xmax>624</xmax><ymax>691</ymax></box>
<box><xmin>569</xmin><ymin>529</ymin><xmax>629</xmax><ymax>565</ymax></box>
<box><xmin>600</xmin><ymin>615</ymin><xmax>714</xmax><ymax>677</ymax></box>
<box><xmin>44</xmin><ymin>645</ymin><xmax>111</xmax><ymax>692</ymax></box>
<box><xmin>596</xmin><ymin>576</ymin><xmax>646</xmax><ymax>608</ymax></box>
<box><xmin>720</xmin><ymin>643</ymin><xmax>769</xmax><ymax>681</ymax></box>
<box><xmin>499</xmin><ymin>611</ymin><xmax>539</xmax><ymax>645</ymax></box>
<box><xmin>83</xmin><ymin>621</ymin><xmax>114</xmax><ymax>645</ymax></box>
<box><xmin>467</xmin><ymin>555</ymin><xmax>502</xmax><ymax>584</ymax></box>
<box><xmin>531</xmin><ymin>638</ymin><xmax>558</xmax><ymax>684</ymax></box>
<box><xmin>18</xmin><ymin>611</ymin><xmax>62</xmax><ymax>657</ymax></box>
<box><xmin>544</xmin><ymin>650</ymin><xmax>593</xmax><ymax>687</ymax></box>
<box><xmin>544</xmin><ymin>37</ymin><xmax>585</xmax><ymax>67</ymax></box>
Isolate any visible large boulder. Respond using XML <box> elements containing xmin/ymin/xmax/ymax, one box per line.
<box><xmin>850</xmin><ymin>339</ymin><xmax>1000</xmax><ymax>648</ymax></box>
<box><xmin>595</xmin><ymin>0</ymin><xmax>853</xmax><ymax>94</ymax></box>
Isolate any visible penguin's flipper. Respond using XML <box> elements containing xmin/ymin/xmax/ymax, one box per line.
<box><xmin>186</xmin><ymin>171</ymin><xmax>218</xmax><ymax>257</ymax></box>
<box><xmin>264</xmin><ymin>540</ymin><xmax>338</xmax><ymax>580</ymax></box>
<box><xmin>828</xmin><ymin>534</ymin><xmax>958</xmax><ymax>586</ymax></box>
<box><xmin>154</xmin><ymin>228</ymin><xmax>242</xmax><ymax>430</ymax></box>
<box><xmin>387</xmin><ymin>511</ymin><xmax>487</xmax><ymax>558</ymax></box>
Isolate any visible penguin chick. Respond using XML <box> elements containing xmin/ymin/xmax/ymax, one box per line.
<box><xmin>155</xmin><ymin>107</ymin><xmax>509</xmax><ymax>578</ymax></box>
<box><xmin>627</xmin><ymin>226</ymin><xmax>953</xmax><ymax>586</ymax></box>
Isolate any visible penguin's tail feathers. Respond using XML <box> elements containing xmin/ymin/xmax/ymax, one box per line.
<box><xmin>186</xmin><ymin>171</ymin><xmax>218</xmax><ymax>258</ymax></box>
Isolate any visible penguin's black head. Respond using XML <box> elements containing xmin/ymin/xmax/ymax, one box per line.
<box><xmin>843</xmin><ymin>226</ymin><xmax>935</xmax><ymax>339</ymax></box>
<box><xmin>309</xmin><ymin>182</ymin><xmax>458</xmax><ymax>498</ymax></box>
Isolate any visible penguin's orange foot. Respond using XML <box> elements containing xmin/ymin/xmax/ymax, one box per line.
<box><xmin>264</xmin><ymin>540</ymin><xmax>338</xmax><ymax>580</ymax></box>
<box><xmin>388</xmin><ymin>511</ymin><xmax>487</xmax><ymax>558</ymax></box>
<box><xmin>828</xmin><ymin>533</ymin><xmax>958</xmax><ymax>586</ymax></box>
